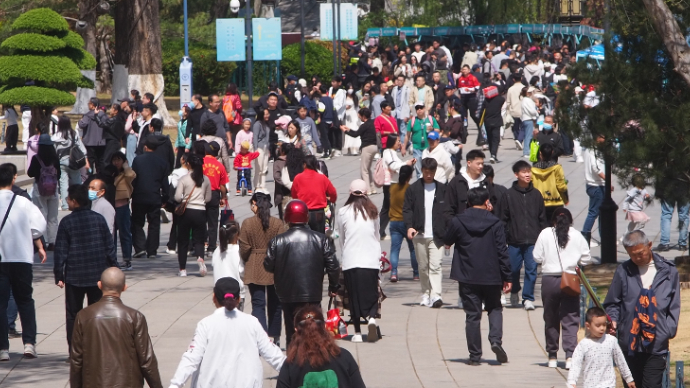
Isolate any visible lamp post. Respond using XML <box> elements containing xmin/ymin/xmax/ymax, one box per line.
<box><xmin>300</xmin><ymin>0</ymin><xmax>305</xmax><ymax>78</ymax></box>
<box><xmin>179</xmin><ymin>0</ymin><xmax>193</xmax><ymax>109</ymax></box>
<box><xmin>245</xmin><ymin>0</ymin><xmax>256</xmax><ymax>122</ymax></box>
<box><xmin>332</xmin><ymin>0</ymin><xmax>337</xmax><ymax>77</ymax></box>
<box><xmin>599</xmin><ymin>141</ymin><xmax>618</xmax><ymax>263</ymax></box>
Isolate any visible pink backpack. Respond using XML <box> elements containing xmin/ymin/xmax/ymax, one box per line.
<box><xmin>373</xmin><ymin>158</ymin><xmax>386</xmax><ymax>188</ymax></box>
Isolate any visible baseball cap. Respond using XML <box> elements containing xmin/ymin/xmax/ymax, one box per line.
<box><xmin>444</xmin><ymin>84</ymin><xmax>455</xmax><ymax>90</ymax></box>
<box><xmin>471</xmin><ymin>64</ymin><xmax>481</xmax><ymax>71</ymax></box>
<box><xmin>349</xmin><ymin>179</ymin><xmax>368</xmax><ymax>196</ymax></box>
<box><xmin>415</xmin><ymin>104</ymin><xmax>425</xmax><ymax>110</ymax></box>
<box><xmin>298</xmin><ymin>78</ymin><xmax>307</xmax><ymax>87</ymax></box>
<box><xmin>214</xmin><ymin>277</ymin><xmax>241</xmax><ymax>303</ymax></box>
<box><xmin>287</xmin><ymin>75</ymin><xmax>298</xmax><ymax>81</ymax></box>
<box><xmin>427</xmin><ymin>131</ymin><xmax>440</xmax><ymax>141</ymax></box>
<box><xmin>118</xmin><ymin>97</ymin><xmax>133</xmax><ymax>103</ymax></box>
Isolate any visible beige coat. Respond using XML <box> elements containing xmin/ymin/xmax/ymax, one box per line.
<box><xmin>506</xmin><ymin>82</ymin><xmax>524</xmax><ymax>118</ymax></box>
<box><xmin>408</xmin><ymin>85</ymin><xmax>435</xmax><ymax>116</ymax></box>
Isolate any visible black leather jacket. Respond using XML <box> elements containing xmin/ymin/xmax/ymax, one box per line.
<box><xmin>264</xmin><ymin>225</ymin><xmax>340</xmax><ymax>303</ymax></box>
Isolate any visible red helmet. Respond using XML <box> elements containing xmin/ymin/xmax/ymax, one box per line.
<box><xmin>284</xmin><ymin>200</ymin><xmax>309</xmax><ymax>225</ymax></box>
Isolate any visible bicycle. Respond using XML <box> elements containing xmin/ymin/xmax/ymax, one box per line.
<box><xmin>237</xmin><ymin>167</ymin><xmax>251</xmax><ymax>197</ymax></box>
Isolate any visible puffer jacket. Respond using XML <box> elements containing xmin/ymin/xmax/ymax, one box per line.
<box><xmin>70</xmin><ymin>296</ymin><xmax>163</xmax><ymax>388</ymax></box>
<box><xmin>531</xmin><ymin>161</ymin><xmax>568</xmax><ymax>207</ymax></box>
<box><xmin>264</xmin><ymin>225</ymin><xmax>340</xmax><ymax>303</ymax></box>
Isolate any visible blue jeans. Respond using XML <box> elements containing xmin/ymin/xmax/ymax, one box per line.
<box><xmin>126</xmin><ymin>134</ymin><xmax>137</xmax><ymax>166</ymax></box>
<box><xmin>412</xmin><ymin>148</ymin><xmax>423</xmax><ymax>178</ymax></box>
<box><xmin>7</xmin><ymin>290</ymin><xmax>17</xmax><ymax>330</ymax></box>
<box><xmin>248</xmin><ymin>284</ymin><xmax>282</xmax><ymax>338</ymax></box>
<box><xmin>660</xmin><ymin>199</ymin><xmax>690</xmax><ymax>246</ymax></box>
<box><xmin>508</xmin><ymin>244</ymin><xmax>536</xmax><ymax>302</ymax></box>
<box><xmin>390</xmin><ymin>221</ymin><xmax>419</xmax><ymax>276</ymax></box>
<box><xmin>59</xmin><ymin>162</ymin><xmax>83</xmax><ymax>209</ymax></box>
<box><xmin>114</xmin><ymin>204</ymin><xmax>133</xmax><ymax>260</ymax></box>
<box><xmin>522</xmin><ymin>120</ymin><xmax>534</xmax><ymax>156</ymax></box>
<box><xmin>582</xmin><ymin>185</ymin><xmax>605</xmax><ymax>238</ymax></box>
<box><xmin>397</xmin><ymin>118</ymin><xmax>407</xmax><ymax>141</ymax></box>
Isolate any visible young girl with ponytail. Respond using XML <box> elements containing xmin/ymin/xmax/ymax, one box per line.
<box><xmin>169</xmin><ymin>277</ymin><xmax>285</xmax><ymax>388</ymax></box>
<box><xmin>213</xmin><ymin>220</ymin><xmax>245</xmax><ymax>310</ymax></box>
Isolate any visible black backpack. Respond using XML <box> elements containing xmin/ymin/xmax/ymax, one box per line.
<box><xmin>285</xmin><ymin>84</ymin><xmax>299</xmax><ymax>106</ymax></box>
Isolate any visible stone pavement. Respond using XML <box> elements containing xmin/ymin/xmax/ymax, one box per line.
<box><xmin>1</xmin><ymin>126</ymin><xmax>682</xmax><ymax>388</ymax></box>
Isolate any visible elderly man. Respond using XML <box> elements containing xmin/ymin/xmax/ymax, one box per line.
<box><xmin>603</xmin><ymin>230</ymin><xmax>681</xmax><ymax>388</ymax></box>
<box><xmin>70</xmin><ymin>268</ymin><xmax>163</xmax><ymax>388</ymax></box>
<box><xmin>87</xmin><ymin>179</ymin><xmax>115</xmax><ymax>235</ymax></box>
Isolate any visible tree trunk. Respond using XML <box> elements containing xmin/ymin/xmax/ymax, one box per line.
<box><xmin>69</xmin><ymin>0</ymin><xmax>99</xmax><ymax>114</ymax></box>
<box><xmin>211</xmin><ymin>0</ymin><xmax>229</xmax><ymax>20</ymax></box>
<box><xmin>641</xmin><ymin>0</ymin><xmax>690</xmax><ymax>87</ymax></box>
<box><xmin>29</xmin><ymin>106</ymin><xmax>51</xmax><ymax>136</ymax></box>
<box><xmin>128</xmin><ymin>0</ymin><xmax>175</xmax><ymax>126</ymax></box>
<box><xmin>111</xmin><ymin>0</ymin><xmax>131</xmax><ymax>104</ymax></box>
<box><xmin>97</xmin><ymin>29</ymin><xmax>112</xmax><ymax>94</ymax></box>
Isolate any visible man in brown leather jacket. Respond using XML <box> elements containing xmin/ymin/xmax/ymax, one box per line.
<box><xmin>70</xmin><ymin>268</ymin><xmax>163</xmax><ymax>388</ymax></box>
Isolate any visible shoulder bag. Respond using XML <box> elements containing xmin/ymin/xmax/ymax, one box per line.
<box><xmin>553</xmin><ymin>229</ymin><xmax>581</xmax><ymax>296</ymax></box>
<box><xmin>174</xmin><ymin>185</ymin><xmax>196</xmax><ymax>216</ymax></box>
<box><xmin>0</xmin><ymin>193</ymin><xmax>17</xmax><ymax>261</ymax></box>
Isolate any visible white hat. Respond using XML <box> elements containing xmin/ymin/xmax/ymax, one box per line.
<box><xmin>298</xmin><ymin>78</ymin><xmax>307</xmax><ymax>87</ymax></box>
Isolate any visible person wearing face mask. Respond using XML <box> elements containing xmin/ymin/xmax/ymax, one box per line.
<box><xmin>88</xmin><ymin>179</ymin><xmax>115</xmax><ymax>237</ymax></box>
<box><xmin>533</xmin><ymin>116</ymin><xmax>563</xmax><ymax>162</ymax></box>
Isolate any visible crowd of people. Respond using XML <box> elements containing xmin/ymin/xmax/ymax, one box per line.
<box><xmin>0</xmin><ymin>36</ymin><xmax>683</xmax><ymax>388</ymax></box>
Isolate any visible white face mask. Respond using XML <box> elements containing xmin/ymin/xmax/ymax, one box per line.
<box><xmin>347</xmin><ymin>89</ymin><xmax>354</xmax><ymax>94</ymax></box>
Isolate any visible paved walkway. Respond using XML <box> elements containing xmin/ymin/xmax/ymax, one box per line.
<box><xmin>1</xmin><ymin>126</ymin><xmax>681</xmax><ymax>387</ymax></box>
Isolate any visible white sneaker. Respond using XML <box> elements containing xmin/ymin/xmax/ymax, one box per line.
<box><xmin>515</xmin><ymin>140</ymin><xmax>523</xmax><ymax>150</ymax></box>
<box><xmin>576</xmin><ymin>157</ymin><xmax>584</xmax><ymax>163</ymax></box>
<box><xmin>367</xmin><ymin>318</ymin><xmax>378</xmax><ymax>342</ymax></box>
<box><xmin>500</xmin><ymin>294</ymin><xmax>507</xmax><ymax>306</ymax></box>
<box><xmin>178</xmin><ymin>269</ymin><xmax>187</xmax><ymax>277</ymax></box>
<box><xmin>565</xmin><ymin>358</ymin><xmax>572</xmax><ymax>370</ymax></box>
<box><xmin>523</xmin><ymin>154</ymin><xmax>531</xmax><ymax>159</ymax></box>
<box><xmin>0</xmin><ymin>350</ymin><xmax>9</xmax><ymax>361</ymax></box>
<box><xmin>590</xmin><ymin>239</ymin><xmax>600</xmax><ymax>248</ymax></box>
<box><xmin>197</xmin><ymin>259</ymin><xmax>207</xmax><ymax>277</ymax></box>
<box><xmin>23</xmin><ymin>344</ymin><xmax>37</xmax><ymax>358</ymax></box>
<box><xmin>524</xmin><ymin>300</ymin><xmax>536</xmax><ymax>310</ymax></box>
<box><xmin>351</xmin><ymin>334</ymin><xmax>363</xmax><ymax>343</ymax></box>
<box><xmin>548</xmin><ymin>358</ymin><xmax>558</xmax><ymax>368</ymax></box>
<box><xmin>165</xmin><ymin>248</ymin><xmax>176</xmax><ymax>255</ymax></box>
<box><xmin>420</xmin><ymin>294</ymin><xmax>431</xmax><ymax>307</ymax></box>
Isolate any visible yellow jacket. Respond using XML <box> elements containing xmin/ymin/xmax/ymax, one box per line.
<box><xmin>531</xmin><ymin>162</ymin><xmax>568</xmax><ymax>207</ymax></box>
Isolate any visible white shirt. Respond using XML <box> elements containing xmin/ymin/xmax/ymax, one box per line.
<box><xmin>0</xmin><ymin>190</ymin><xmax>46</xmax><ymax>264</ymax></box>
<box><xmin>638</xmin><ymin>260</ymin><xmax>657</xmax><ymax>289</ymax></box>
<box><xmin>382</xmin><ymin>148</ymin><xmax>406</xmax><ymax>184</ymax></box>
<box><xmin>533</xmin><ymin>227</ymin><xmax>592</xmax><ymax>275</ymax></box>
<box><xmin>584</xmin><ymin>148</ymin><xmax>605</xmax><ymax>186</ymax></box>
<box><xmin>329</xmin><ymin>87</ymin><xmax>347</xmax><ymax>120</ymax></box>
<box><xmin>336</xmin><ymin>204</ymin><xmax>381</xmax><ymax>271</ymax></box>
<box><xmin>422</xmin><ymin>145</ymin><xmax>455</xmax><ymax>184</ymax></box>
<box><xmin>521</xmin><ymin>97</ymin><xmax>538</xmax><ymax>121</ymax></box>
<box><xmin>212</xmin><ymin>244</ymin><xmax>246</xmax><ymax>299</ymax></box>
<box><xmin>412</xmin><ymin>51</ymin><xmax>425</xmax><ymax>64</ymax></box>
<box><xmin>423</xmin><ymin>183</ymin><xmax>435</xmax><ymax>238</ymax></box>
<box><xmin>567</xmin><ymin>334</ymin><xmax>633</xmax><ymax>388</ymax></box>
<box><xmin>169</xmin><ymin>308</ymin><xmax>285</xmax><ymax>388</ymax></box>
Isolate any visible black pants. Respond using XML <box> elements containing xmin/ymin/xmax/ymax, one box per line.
<box><xmin>308</xmin><ymin>209</ymin><xmax>326</xmax><ymax>234</ymax></box>
<box><xmin>343</xmin><ymin>268</ymin><xmax>379</xmax><ymax>333</ymax></box>
<box><xmin>328</xmin><ymin>125</ymin><xmax>342</xmax><ymax>151</ymax></box>
<box><xmin>103</xmin><ymin>139</ymin><xmax>121</xmax><ymax>169</ymax></box>
<box><xmin>545</xmin><ymin>206</ymin><xmax>559</xmax><ymax>224</ymax></box>
<box><xmin>380</xmin><ymin>185</ymin><xmax>390</xmax><ymax>236</ymax></box>
<box><xmin>175</xmin><ymin>147</ymin><xmax>187</xmax><ymax>169</ymax></box>
<box><xmin>4</xmin><ymin>124</ymin><xmax>19</xmax><ymax>151</ymax></box>
<box><xmin>318</xmin><ymin>122</ymin><xmax>331</xmax><ymax>152</ymax></box>
<box><xmin>460</xmin><ymin>94</ymin><xmax>475</xmax><ymax>123</ymax></box>
<box><xmin>167</xmin><ymin>212</ymin><xmax>179</xmax><ymax>251</ymax></box>
<box><xmin>0</xmin><ymin>263</ymin><xmax>36</xmax><ymax>350</ymax></box>
<box><xmin>131</xmin><ymin>202</ymin><xmax>161</xmax><ymax>256</ymax></box>
<box><xmin>248</xmin><ymin>284</ymin><xmax>282</xmax><ymax>338</ymax></box>
<box><xmin>206</xmin><ymin>191</ymin><xmax>221</xmax><ymax>251</ymax></box>
<box><xmin>65</xmin><ymin>283</ymin><xmax>101</xmax><ymax>351</ymax></box>
<box><xmin>486</xmin><ymin>124</ymin><xmax>501</xmax><ymax>158</ymax></box>
<box><xmin>177</xmin><ymin>208</ymin><xmax>207</xmax><ymax>270</ymax></box>
<box><xmin>459</xmin><ymin>283</ymin><xmax>503</xmax><ymax>361</ymax></box>
<box><xmin>541</xmin><ymin>275</ymin><xmax>579</xmax><ymax>358</ymax></box>
<box><xmin>623</xmin><ymin>352</ymin><xmax>666</xmax><ymax>388</ymax></box>
<box><xmin>86</xmin><ymin>145</ymin><xmax>106</xmax><ymax>174</ymax></box>
<box><xmin>282</xmin><ymin>301</ymin><xmax>321</xmax><ymax>347</ymax></box>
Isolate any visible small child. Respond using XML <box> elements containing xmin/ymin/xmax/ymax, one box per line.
<box><xmin>234</xmin><ymin>118</ymin><xmax>253</xmax><ymax>155</ymax></box>
<box><xmin>622</xmin><ymin>174</ymin><xmax>650</xmax><ymax>234</ymax></box>
<box><xmin>567</xmin><ymin>307</ymin><xmax>635</xmax><ymax>388</ymax></box>
<box><xmin>212</xmin><ymin>220</ymin><xmax>245</xmax><ymax>311</ymax></box>
<box><xmin>233</xmin><ymin>141</ymin><xmax>260</xmax><ymax>195</ymax></box>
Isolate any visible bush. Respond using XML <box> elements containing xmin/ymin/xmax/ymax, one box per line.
<box><xmin>0</xmin><ymin>86</ymin><xmax>75</xmax><ymax>106</ymax></box>
<box><xmin>60</xmin><ymin>31</ymin><xmax>86</xmax><ymax>49</ymax></box>
<box><xmin>161</xmin><ymin>38</ymin><xmax>237</xmax><ymax>96</ymax></box>
<box><xmin>0</xmin><ymin>55</ymin><xmax>83</xmax><ymax>84</ymax></box>
<box><xmin>281</xmin><ymin>41</ymin><xmax>336</xmax><ymax>84</ymax></box>
<box><xmin>11</xmin><ymin>8</ymin><xmax>69</xmax><ymax>33</ymax></box>
<box><xmin>1</xmin><ymin>33</ymin><xmax>66</xmax><ymax>52</ymax></box>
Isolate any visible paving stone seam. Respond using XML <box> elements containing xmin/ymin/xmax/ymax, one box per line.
<box><xmin>526</xmin><ymin>310</ymin><xmax>567</xmax><ymax>381</ymax></box>
<box><xmin>435</xmin><ymin>307</ymin><xmax>461</xmax><ymax>388</ymax></box>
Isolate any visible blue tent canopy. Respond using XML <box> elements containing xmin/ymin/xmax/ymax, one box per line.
<box><xmin>576</xmin><ymin>44</ymin><xmax>605</xmax><ymax>61</ymax></box>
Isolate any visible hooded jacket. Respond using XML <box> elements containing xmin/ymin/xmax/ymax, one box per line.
<box><xmin>603</xmin><ymin>253</ymin><xmax>681</xmax><ymax>355</ymax></box>
<box><xmin>136</xmin><ymin>134</ymin><xmax>175</xmax><ymax>176</ymax></box>
<box><xmin>443</xmin><ymin>207</ymin><xmax>511</xmax><ymax>286</ymax></box>
<box><xmin>496</xmin><ymin>181</ymin><xmax>548</xmax><ymax>245</ymax></box>
<box><xmin>531</xmin><ymin>161</ymin><xmax>568</xmax><ymax>207</ymax></box>
<box><xmin>444</xmin><ymin>168</ymin><xmax>494</xmax><ymax>219</ymax></box>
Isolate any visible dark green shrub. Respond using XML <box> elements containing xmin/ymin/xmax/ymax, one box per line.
<box><xmin>1</xmin><ymin>33</ymin><xmax>66</xmax><ymax>52</ymax></box>
<box><xmin>162</xmin><ymin>38</ymin><xmax>237</xmax><ymax>96</ymax></box>
<box><xmin>0</xmin><ymin>86</ymin><xmax>76</xmax><ymax>106</ymax></box>
<box><xmin>281</xmin><ymin>41</ymin><xmax>335</xmax><ymax>83</ymax></box>
<box><xmin>11</xmin><ymin>8</ymin><xmax>69</xmax><ymax>33</ymax></box>
<box><xmin>60</xmin><ymin>31</ymin><xmax>86</xmax><ymax>49</ymax></box>
<box><xmin>0</xmin><ymin>55</ymin><xmax>82</xmax><ymax>84</ymax></box>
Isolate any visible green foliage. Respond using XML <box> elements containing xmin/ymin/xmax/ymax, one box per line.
<box><xmin>11</xmin><ymin>8</ymin><xmax>69</xmax><ymax>33</ymax></box>
<box><xmin>0</xmin><ymin>33</ymin><xmax>66</xmax><ymax>52</ymax></box>
<box><xmin>0</xmin><ymin>55</ymin><xmax>82</xmax><ymax>84</ymax></box>
<box><xmin>555</xmin><ymin>0</ymin><xmax>690</xmax><ymax>199</ymax></box>
<box><xmin>161</xmin><ymin>39</ymin><xmax>236</xmax><ymax>96</ymax></box>
<box><xmin>281</xmin><ymin>42</ymin><xmax>335</xmax><ymax>86</ymax></box>
<box><xmin>0</xmin><ymin>86</ymin><xmax>75</xmax><ymax>106</ymax></box>
<box><xmin>160</xmin><ymin>12</ymin><xmax>217</xmax><ymax>47</ymax></box>
<box><xmin>60</xmin><ymin>31</ymin><xmax>85</xmax><ymax>49</ymax></box>
<box><xmin>58</xmin><ymin>47</ymin><xmax>97</xmax><ymax>70</ymax></box>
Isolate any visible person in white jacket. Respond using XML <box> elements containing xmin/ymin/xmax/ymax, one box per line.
<box><xmin>381</xmin><ymin>134</ymin><xmax>416</xmax><ymax>239</ymax></box>
<box><xmin>533</xmin><ymin>208</ymin><xmax>592</xmax><ymax>369</ymax></box>
<box><xmin>520</xmin><ymin>87</ymin><xmax>539</xmax><ymax>157</ymax></box>
<box><xmin>336</xmin><ymin>179</ymin><xmax>382</xmax><ymax>343</ymax></box>
<box><xmin>421</xmin><ymin>131</ymin><xmax>454</xmax><ymax>184</ymax></box>
<box><xmin>212</xmin><ymin>220</ymin><xmax>245</xmax><ymax>309</ymax></box>
<box><xmin>168</xmin><ymin>277</ymin><xmax>284</xmax><ymax>388</ymax></box>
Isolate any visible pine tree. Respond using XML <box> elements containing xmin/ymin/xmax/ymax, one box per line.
<box><xmin>0</xmin><ymin>8</ymin><xmax>96</xmax><ymax>132</ymax></box>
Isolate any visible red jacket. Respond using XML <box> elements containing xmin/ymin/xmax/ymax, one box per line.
<box><xmin>203</xmin><ymin>155</ymin><xmax>229</xmax><ymax>191</ymax></box>
<box><xmin>374</xmin><ymin>114</ymin><xmax>398</xmax><ymax>147</ymax></box>
<box><xmin>291</xmin><ymin>169</ymin><xmax>338</xmax><ymax>210</ymax></box>
<box><xmin>233</xmin><ymin>151</ymin><xmax>260</xmax><ymax>170</ymax></box>
<box><xmin>222</xmin><ymin>94</ymin><xmax>243</xmax><ymax>125</ymax></box>
<box><xmin>456</xmin><ymin>74</ymin><xmax>480</xmax><ymax>93</ymax></box>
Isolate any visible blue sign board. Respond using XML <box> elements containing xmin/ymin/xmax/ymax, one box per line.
<box><xmin>399</xmin><ymin>27</ymin><xmax>417</xmax><ymax>36</ymax></box>
<box><xmin>381</xmin><ymin>27</ymin><xmax>397</xmax><ymax>37</ymax></box>
<box><xmin>216</xmin><ymin>18</ymin><xmax>245</xmax><ymax>62</ymax></box>
<box><xmin>319</xmin><ymin>3</ymin><xmax>359</xmax><ymax>41</ymax></box>
<box><xmin>253</xmin><ymin>18</ymin><xmax>282</xmax><ymax>61</ymax></box>
<box><xmin>434</xmin><ymin>27</ymin><xmax>449</xmax><ymax>36</ymax></box>
<box><xmin>417</xmin><ymin>27</ymin><xmax>432</xmax><ymax>36</ymax></box>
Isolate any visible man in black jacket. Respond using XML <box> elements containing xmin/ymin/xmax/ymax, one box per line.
<box><xmin>264</xmin><ymin>199</ymin><xmax>340</xmax><ymax>346</ymax></box>
<box><xmin>533</xmin><ymin>116</ymin><xmax>564</xmax><ymax>162</ymax></box>
<box><xmin>496</xmin><ymin>160</ymin><xmax>548</xmax><ymax>310</ymax></box>
<box><xmin>444</xmin><ymin>149</ymin><xmax>494</xmax><ymax>219</ymax></box>
<box><xmin>187</xmin><ymin>94</ymin><xmax>205</xmax><ymax>143</ymax></box>
<box><xmin>96</xmin><ymin>104</ymin><xmax>125</xmax><ymax>167</ymax></box>
<box><xmin>443</xmin><ymin>187</ymin><xmax>511</xmax><ymax>366</ymax></box>
<box><xmin>131</xmin><ymin>137</ymin><xmax>170</xmax><ymax>259</ymax></box>
<box><xmin>403</xmin><ymin>158</ymin><xmax>448</xmax><ymax>308</ymax></box>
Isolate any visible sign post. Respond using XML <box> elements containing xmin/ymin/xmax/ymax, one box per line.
<box><xmin>179</xmin><ymin>57</ymin><xmax>193</xmax><ymax>109</ymax></box>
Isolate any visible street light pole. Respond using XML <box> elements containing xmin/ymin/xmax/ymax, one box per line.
<box><xmin>336</xmin><ymin>0</ymin><xmax>341</xmax><ymax>76</ymax></box>
<box><xmin>300</xmin><ymin>0</ymin><xmax>305</xmax><ymax>78</ymax></box>
<box><xmin>245</xmin><ymin>0</ymin><xmax>256</xmax><ymax>121</ymax></box>
<box><xmin>332</xmin><ymin>0</ymin><xmax>337</xmax><ymax>77</ymax></box>
<box><xmin>599</xmin><ymin>147</ymin><xmax>619</xmax><ymax>264</ymax></box>
<box><xmin>183</xmin><ymin>0</ymin><xmax>189</xmax><ymax>56</ymax></box>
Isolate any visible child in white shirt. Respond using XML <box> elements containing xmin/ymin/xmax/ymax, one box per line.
<box><xmin>621</xmin><ymin>174</ymin><xmax>650</xmax><ymax>236</ymax></box>
<box><xmin>567</xmin><ymin>307</ymin><xmax>635</xmax><ymax>388</ymax></box>
<box><xmin>212</xmin><ymin>220</ymin><xmax>245</xmax><ymax>310</ymax></box>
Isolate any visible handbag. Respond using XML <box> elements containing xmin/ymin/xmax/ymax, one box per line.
<box><xmin>325</xmin><ymin>297</ymin><xmax>348</xmax><ymax>339</ymax></box>
<box><xmin>553</xmin><ymin>230</ymin><xmax>581</xmax><ymax>296</ymax></box>
<box><xmin>0</xmin><ymin>193</ymin><xmax>17</xmax><ymax>262</ymax></box>
<box><xmin>174</xmin><ymin>186</ymin><xmax>195</xmax><ymax>216</ymax></box>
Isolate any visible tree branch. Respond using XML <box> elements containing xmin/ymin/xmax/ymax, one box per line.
<box><xmin>641</xmin><ymin>0</ymin><xmax>690</xmax><ymax>86</ymax></box>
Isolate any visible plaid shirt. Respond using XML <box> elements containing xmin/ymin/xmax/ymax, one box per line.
<box><xmin>54</xmin><ymin>207</ymin><xmax>118</xmax><ymax>287</ymax></box>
